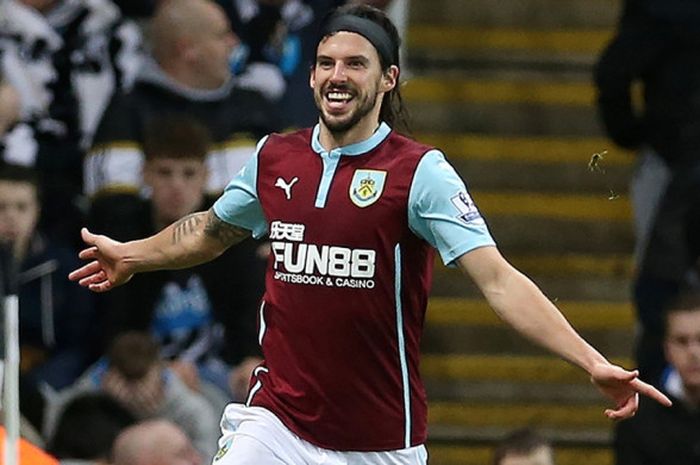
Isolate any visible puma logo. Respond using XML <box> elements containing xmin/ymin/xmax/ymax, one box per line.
<box><xmin>274</xmin><ymin>177</ymin><xmax>299</xmax><ymax>200</ymax></box>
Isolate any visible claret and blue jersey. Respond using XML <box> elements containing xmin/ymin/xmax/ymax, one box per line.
<box><xmin>213</xmin><ymin>122</ymin><xmax>495</xmax><ymax>451</ymax></box>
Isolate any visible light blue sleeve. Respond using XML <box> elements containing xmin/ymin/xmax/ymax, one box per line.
<box><xmin>212</xmin><ymin>136</ymin><xmax>269</xmax><ymax>239</ymax></box>
<box><xmin>408</xmin><ymin>149</ymin><xmax>496</xmax><ymax>265</ymax></box>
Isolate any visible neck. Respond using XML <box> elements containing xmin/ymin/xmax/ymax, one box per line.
<box><xmin>159</xmin><ymin>62</ymin><xmax>225</xmax><ymax>91</ymax></box>
<box><xmin>11</xmin><ymin>238</ymin><xmax>29</xmax><ymax>264</ymax></box>
<box><xmin>318</xmin><ymin>109</ymin><xmax>382</xmax><ymax>151</ymax></box>
<box><xmin>685</xmin><ymin>383</ymin><xmax>700</xmax><ymax>407</ymax></box>
<box><xmin>152</xmin><ymin>213</ymin><xmax>171</xmax><ymax>232</ymax></box>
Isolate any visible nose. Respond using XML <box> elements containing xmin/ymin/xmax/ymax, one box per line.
<box><xmin>330</xmin><ymin>62</ymin><xmax>347</xmax><ymax>82</ymax></box>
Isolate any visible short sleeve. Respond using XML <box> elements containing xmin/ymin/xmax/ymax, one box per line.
<box><xmin>408</xmin><ymin>150</ymin><xmax>496</xmax><ymax>265</ymax></box>
<box><xmin>212</xmin><ymin>136</ymin><xmax>269</xmax><ymax>238</ymax></box>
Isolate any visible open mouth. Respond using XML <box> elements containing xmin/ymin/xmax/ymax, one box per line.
<box><xmin>324</xmin><ymin>89</ymin><xmax>355</xmax><ymax>112</ymax></box>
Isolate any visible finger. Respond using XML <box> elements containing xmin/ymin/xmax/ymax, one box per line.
<box><xmin>78</xmin><ymin>270</ymin><xmax>107</xmax><ymax>287</ymax></box>
<box><xmin>89</xmin><ymin>280</ymin><xmax>113</xmax><ymax>293</ymax></box>
<box><xmin>606</xmin><ymin>393</ymin><xmax>639</xmax><ymax>420</ymax></box>
<box><xmin>630</xmin><ymin>378</ymin><xmax>673</xmax><ymax>406</ymax></box>
<box><xmin>78</xmin><ymin>246</ymin><xmax>99</xmax><ymax>260</ymax></box>
<box><xmin>68</xmin><ymin>260</ymin><xmax>102</xmax><ymax>281</ymax></box>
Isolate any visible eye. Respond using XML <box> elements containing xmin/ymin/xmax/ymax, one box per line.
<box><xmin>16</xmin><ymin>202</ymin><xmax>29</xmax><ymax>213</ymax></box>
<box><xmin>317</xmin><ymin>59</ymin><xmax>334</xmax><ymax>69</ymax></box>
<box><xmin>183</xmin><ymin>168</ymin><xmax>198</xmax><ymax>179</ymax></box>
<box><xmin>156</xmin><ymin>167</ymin><xmax>173</xmax><ymax>177</ymax></box>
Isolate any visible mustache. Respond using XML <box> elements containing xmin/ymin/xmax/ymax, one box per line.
<box><xmin>323</xmin><ymin>84</ymin><xmax>355</xmax><ymax>93</ymax></box>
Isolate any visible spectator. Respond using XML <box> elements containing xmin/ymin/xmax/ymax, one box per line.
<box><xmin>111</xmin><ymin>419</ymin><xmax>203</xmax><ymax>465</ymax></box>
<box><xmin>493</xmin><ymin>428</ymin><xmax>555</xmax><ymax>465</ymax></box>
<box><xmin>85</xmin><ymin>0</ymin><xmax>277</xmax><ymax>200</ymax></box>
<box><xmin>48</xmin><ymin>332</ymin><xmax>220</xmax><ymax>461</ymax></box>
<box><xmin>595</xmin><ymin>0</ymin><xmax>700</xmax><ymax>384</ymax></box>
<box><xmin>88</xmin><ymin>116</ymin><xmax>264</xmax><ymax>407</ymax></box>
<box><xmin>0</xmin><ymin>0</ymin><xmax>143</xmax><ymax>243</ymax></box>
<box><xmin>47</xmin><ymin>393</ymin><xmax>136</xmax><ymax>465</ymax></box>
<box><xmin>0</xmin><ymin>164</ymin><xmax>95</xmax><ymax>390</ymax></box>
<box><xmin>614</xmin><ymin>291</ymin><xmax>700</xmax><ymax>465</ymax></box>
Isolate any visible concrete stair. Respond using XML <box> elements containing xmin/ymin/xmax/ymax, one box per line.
<box><xmin>404</xmin><ymin>1</ymin><xmax>632</xmax><ymax>463</ymax></box>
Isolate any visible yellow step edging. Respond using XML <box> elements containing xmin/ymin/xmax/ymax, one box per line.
<box><xmin>507</xmin><ymin>254</ymin><xmax>633</xmax><ymax>277</ymax></box>
<box><xmin>436</xmin><ymin>253</ymin><xmax>634</xmax><ymax>279</ymax></box>
<box><xmin>472</xmin><ymin>191</ymin><xmax>631</xmax><ymax>221</ymax></box>
<box><xmin>415</xmin><ymin>133</ymin><xmax>632</xmax><ymax>165</ymax></box>
<box><xmin>403</xmin><ymin>77</ymin><xmax>595</xmax><ymax>105</ymax></box>
<box><xmin>429</xmin><ymin>401</ymin><xmax>610</xmax><ymax>428</ymax></box>
<box><xmin>407</xmin><ymin>26</ymin><xmax>613</xmax><ymax>55</ymax></box>
<box><xmin>427</xmin><ymin>297</ymin><xmax>635</xmax><ymax>329</ymax></box>
<box><xmin>428</xmin><ymin>445</ymin><xmax>612</xmax><ymax>465</ymax></box>
<box><xmin>421</xmin><ymin>355</ymin><xmax>634</xmax><ymax>383</ymax></box>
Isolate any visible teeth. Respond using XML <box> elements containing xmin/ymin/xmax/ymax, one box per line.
<box><xmin>327</xmin><ymin>92</ymin><xmax>352</xmax><ymax>101</ymax></box>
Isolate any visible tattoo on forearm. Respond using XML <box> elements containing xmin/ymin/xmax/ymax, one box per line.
<box><xmin>172</xmin><ymin>213</ymin><xmax>205</xmax><ymax>244</ymax></box>
<box><xmin>204</xmin><ymin>209</ymin><xmax>249</xmax><ymax>246</ymax></box>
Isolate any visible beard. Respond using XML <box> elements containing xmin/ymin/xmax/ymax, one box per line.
<box><xmin>315</xmin><ymin>83</ymin><xmax>379</xmax><ymax>135</ymax></box>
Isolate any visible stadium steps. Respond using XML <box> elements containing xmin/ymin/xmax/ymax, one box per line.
<box><xmin>404</xmin><ymin>0</ymin><xmax>630</xmax><ymax>463</ymax></box>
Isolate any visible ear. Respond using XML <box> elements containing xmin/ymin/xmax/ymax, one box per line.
<box><xmin>380</xmin><ymin>65</ymin><xmax>399</xmax><ymax>93</ymax></box>
<box><xmin>309</xmin><ymin>65</ymin><xmax>316</xmax><ymax>90</ymax></box>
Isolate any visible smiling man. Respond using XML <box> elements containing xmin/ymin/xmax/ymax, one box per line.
<box><xmin>70</xmin><ymin>4</ymin><xmax>671</xmax><ymax>465</ymax></box>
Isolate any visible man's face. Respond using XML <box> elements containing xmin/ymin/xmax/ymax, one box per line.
<box><xmin>500</xmin><ymin>447</ymin><xmax>555</xmax><ymax>465</ymax></box>
<box><xmin>310</xmin><ymin>31</ymin><xmax>391</xmax><ymax>134</ymax></box>
<box><xmin>0</xmin><ymin>180</ymin><xmax>39</xmax><ymax>249</ymax></box>
<box><xmin>665</xmin><ymin>309</ymin><xmax>700</xmax><ymax>390</ymax></box>
<box><xmin>188</xmin><ymin>2</ymin><xmax>238</xmax><ymax>88</ymax></box>
<box><xmin>144</xmin><ymin>158</ymin><xmax>207</xmax><ymax>225</ymax></box>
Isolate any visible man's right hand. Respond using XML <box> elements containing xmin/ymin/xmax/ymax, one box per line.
<box><xmin>68</xmin><ymin>227</ymin><xmax>134</xmax><ymax>292</ymax></box>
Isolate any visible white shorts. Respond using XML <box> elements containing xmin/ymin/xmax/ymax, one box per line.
<box><xmin>212</xmin><ymin>403</ymin><xmax>428</xmax><ymax>465</ymax></box>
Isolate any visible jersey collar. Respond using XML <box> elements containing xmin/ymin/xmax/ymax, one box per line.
<box><xmin>311</xmin><ymin>122</ymin><xmax>391</xmax><ymax>156</ymax></box>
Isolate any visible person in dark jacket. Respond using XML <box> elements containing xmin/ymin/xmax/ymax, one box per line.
<box><xmin>0</xmin><ymin>163</ymin><xmax>95</xmax><ymax>390</ymax></box>
<box><xmin>85</xmin><ymin>0</ymin><xmax>276</xmax><ymax>200</ymax></box>
<box><xmin>614</xmin><ymin>291</ymin><xmax>700</xmax><ymax>465</ymax></box>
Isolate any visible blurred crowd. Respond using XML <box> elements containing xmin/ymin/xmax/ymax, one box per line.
<box><xmin>0</xmin><ymin>0</ymin><xmax>394</xmax><ymax>463</ymax></box>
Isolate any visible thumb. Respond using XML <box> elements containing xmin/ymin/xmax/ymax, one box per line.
<box><xmin>81</xmin><ymin>227</ymin><xmax>97</xmax><ymax>244</ymax></box>
<box><xmin>612</xmin><ymin>366</ymin><xmax>638</xmax><ymax>382</ymax></box>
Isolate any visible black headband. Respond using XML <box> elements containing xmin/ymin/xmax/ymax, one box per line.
<box><xmin>320</xmin><ymin>14</ymin><xmax>398</xmax><ymax>67</ymax></box>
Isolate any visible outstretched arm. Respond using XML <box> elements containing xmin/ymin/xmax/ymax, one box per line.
<box><xmin>457</xmin><ymin>246</ymin><xmax>671</xmax><ymax>419</ymax></box>
<box><xmin>69</xmin><ymin>208</ymin><xmax>250</xmax><ymax>292</ymax></box>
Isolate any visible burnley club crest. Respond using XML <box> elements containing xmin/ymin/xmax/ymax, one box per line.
<box><xmin>349</xmin><ymin>169</ymin><xmax>387</xmax><ymax>208</ymax></box>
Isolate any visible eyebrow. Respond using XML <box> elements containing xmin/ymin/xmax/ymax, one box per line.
<box><xmin>316</xmin><ymin>54</ymin><xmax>371</xmax><ymax>63</ymax></box>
